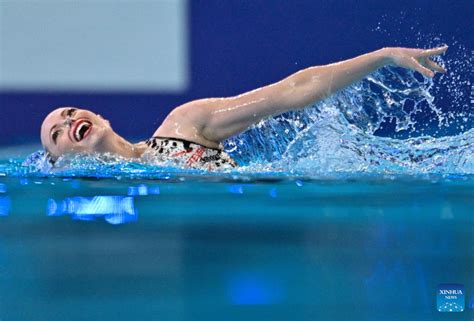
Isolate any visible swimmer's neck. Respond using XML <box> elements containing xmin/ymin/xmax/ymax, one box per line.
<box><xmin>99</xmin><ymin>130</ymin><xmax>146</xmax><ymax>159</ymax></box>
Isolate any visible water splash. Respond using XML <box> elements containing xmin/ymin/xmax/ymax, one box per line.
<box><xmin>224</xmin><ymin>57</ymin><xmax>473</xmax><ymax>174</ymax></box>
<box><xmin>371</xmin><ymin>12</ymin><xmax>474</xmax><ymax>136</ymax></box>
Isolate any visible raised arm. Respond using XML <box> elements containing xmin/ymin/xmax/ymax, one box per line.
<box><xmin>155</xmin><ymin>46</ymin><xmax>448</xmax><ymax>146</ymax></box>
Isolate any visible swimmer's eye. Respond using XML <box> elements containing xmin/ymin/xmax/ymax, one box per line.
<box><xmin>52</xmin><ymin>130</ymin><xmax>61</xmax><ymax>144</ymax></box>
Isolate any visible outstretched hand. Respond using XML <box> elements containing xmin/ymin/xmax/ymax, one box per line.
<box><xmin>385</xmin><ymin>45</ymin><xmax>448</xmax><ymax>78</ymax></box>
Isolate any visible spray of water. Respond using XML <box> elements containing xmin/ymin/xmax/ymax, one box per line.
<box><xmin>224</xmin><ymin>51</ymin><xmax>473</xmax><ymax>175</ymax></box>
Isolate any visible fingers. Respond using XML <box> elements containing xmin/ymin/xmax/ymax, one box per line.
<box><xmin>425</xmin><ymin>59</ymin><xmax>446</xmax><ymax>73</ymax></box>
<box><xmin>420</xmin><ymin>45</ymin><xmax>448</xmax><ymax>57</ymax></box>
<box><xmin>408</xmin><ymin>57</ymin><xmax>434</xmax><ymax>77</ymax></box>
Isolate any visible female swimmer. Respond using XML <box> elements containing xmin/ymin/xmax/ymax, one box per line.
<box><xmin>40</xmin><ymin>46</ymin><xmax>448</xmax><ymax>170</ymax></box>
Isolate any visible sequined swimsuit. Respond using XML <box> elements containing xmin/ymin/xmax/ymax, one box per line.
<box><xmin>142</xmin><ymin>136</ymin><xmax>237</xmax><ymax>170</ymax></box>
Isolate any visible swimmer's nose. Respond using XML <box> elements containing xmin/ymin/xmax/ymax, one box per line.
<box><xmin>64</xmin><ymin>115</ymin><xmax>78</xmax><ymax>127</ymax></box>
<box><xmin>64</xmin><ymin>117</ymin><xmax>73</xmax><ymax>126</ymax></box>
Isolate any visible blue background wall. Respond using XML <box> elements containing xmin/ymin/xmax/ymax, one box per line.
<box><xmin>1</xmin><ymin>0</ymin><xmax>473</xmax><ymax>146</ymax></box>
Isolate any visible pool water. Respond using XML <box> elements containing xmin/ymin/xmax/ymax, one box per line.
<box><xmin>0</xmin><ymin>171</ymin><xmax>473</xmax><ymax>321</ymax></box>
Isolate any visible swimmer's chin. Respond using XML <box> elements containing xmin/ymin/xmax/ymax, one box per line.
<box><xmin>96</xmin><ymin>114</ymin><xmax>111</xmax><ymax>128</ymax></box>
<box><xmin>91</xmin><ymin>131</ymin><xmax>115</xmax><ymax>150</ymax></box>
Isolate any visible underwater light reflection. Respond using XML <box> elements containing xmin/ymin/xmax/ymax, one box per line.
<box><xmin>127</xmin><ymin>184</ymin><xmax>160</xmax><ymax>196</ymax></box>
<box><xmin>0</xmin><ymin>196</ymin><xmax>11</xmax><ymax>216</ymax></box>
<box><xmin>227</xmin><ymin>272</ymin><xmax>284</xmax><ymax>305</ymax></box>
<box><xmin>269</xmin><ymin>187</ymin><xmax>278</xmax><ymax>198</ymax></box>
<box><xmin>47</xmin><ymin>196</ymin><xmax>137</xmax><ymax>224</ymax></box>
<box><xmin>228</xmin><ymin>185</ymin><xmax>244</xmax><ymax>194</ymax></box>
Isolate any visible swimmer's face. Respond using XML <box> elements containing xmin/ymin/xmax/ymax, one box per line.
<box><xmin>40</xmin><ymin>107</ymin><xmax>113</xmax><ymax>158</ymax></box>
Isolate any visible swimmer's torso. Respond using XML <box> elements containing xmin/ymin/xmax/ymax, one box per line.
<box><xmin>141</xmin><ymin>137</ymin><xmax>237</xmax><ymax>170</ymax></box>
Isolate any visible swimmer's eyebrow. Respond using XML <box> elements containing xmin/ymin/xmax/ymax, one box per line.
<box><xmin>60</xmin><ymin>108</ymin><xmax>70</xmax><ymax>118</ymax></box>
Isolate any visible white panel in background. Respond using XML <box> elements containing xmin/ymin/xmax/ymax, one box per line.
<box><xmin>0</xmin><ymin>0</ymin><xmax>188</xmax><ymax>92</ymax></box>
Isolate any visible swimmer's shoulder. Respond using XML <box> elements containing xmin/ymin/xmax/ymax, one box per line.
<box><xmin>154</xmin><ymin>101</ymin><xmax>222</xmax><ymax>149</ymax></box>
<box><xmin>153</xmin><ymin>124</ymin><xmax>221</xmax><ymax>150</ymax></box>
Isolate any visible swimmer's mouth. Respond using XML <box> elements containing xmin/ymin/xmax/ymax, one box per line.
<box><xmin>71</xmin><ymin>119</ymin><xmax>93</xmax><ymax>142</ymax></box>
